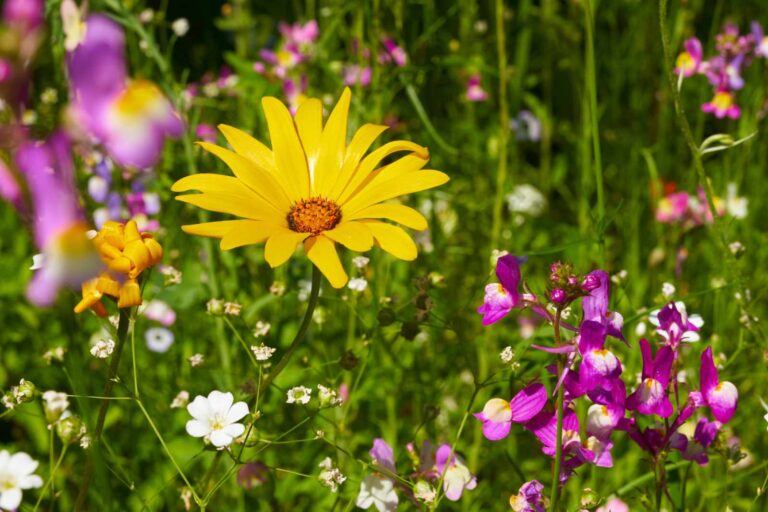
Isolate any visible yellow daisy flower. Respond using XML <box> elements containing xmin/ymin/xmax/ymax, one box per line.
<box><xmin>172</xmin><ymin>88</ymin><xmax>449</xmax><ymax>288</ymax></box>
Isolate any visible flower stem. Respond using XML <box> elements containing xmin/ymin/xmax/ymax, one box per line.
<box><xmin>75</xmin><ymin>308</ymin><xmax>131</xmax><ymax>511</ymax></box>
<box><xmin>260</xmin><ymin>265</ymin><xmax>322</xmax><ymax>393</ymax></box>
<box><xmin>550</xmin><ymin>308</ymin><xmax>564</xmax><ymax>511</ymax></box>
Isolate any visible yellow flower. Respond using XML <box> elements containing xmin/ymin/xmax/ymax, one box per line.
<box><xmin>74</xmin><ymin>220</ymin><xmax>163</xmax><ymax>316</ymax></box>
<box><xmin>172</xmin><ymin>88</ymin><xmax>449</xmax><ymax>288</ymax></box>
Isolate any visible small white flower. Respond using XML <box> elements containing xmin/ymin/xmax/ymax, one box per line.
<box><xmin>29</xmin><ymin>253</ymin><xmax>44</xmax><ymax>271</ymax></box>
<box><xmin>171</xmin><ymin>18</ymin><xmax>190</xmax><ymax>37</ymax></box>
<box><xmin>90</xmin><ymin>338</ymin><xmax>115</xmax><ymax>359</ymax></box>
<box><xmin>611</xmin><ymin>269</ymin><xmax>628</xmax><ymax>284</ymax></box>
<box><xmin>171</xmin><ymin>391</ymin><xmax>190</xmax><ymax>409</ymax></box>
<box><xmin>317</xmin><ymin>457</ymin><xmax>346</xmax><ymax>492</ymax></box>
<box><xmin>252</xmin><ymin>321</ymin><xmax>271</xmax><ymax>338</ymax></box>
<box><xmin>348</xmin><ymin>277</ymin><xmax>368</xmax><ymax>292</ymax></box>
<box><xmin>352</xmin><ymin>256</ymin><xmax>370</xmax><ymax>269</ymax></box>
<box><xmin>729</xmin><ymin>241</ymin><xmax>745</xmax><ymax>255</ymax></box>
<box><xmin>42</xmin><ymin>391</ymin><xmax>70</xmax><ymax>416</ymax></box>
<box><xmin>160</xmin><ymin>265</ymin><xmax>182</xmax><ymax>285</ymax></box>
<box><xmin>413</xmin><ymin>480</ymin><xmax>437</xmax><ymax>503</ymax></box>
<box><xmin>206</xmin><ymin>298</ymin><xmax>224</xmax><ymax>315</ymax></box>
<box><xmin>298</xmin><ymin>279</ymin><xmax>312</xmax><ymax>301</ymax></box>
<box><xmin>725</xmin><ymin>183</ymin><xmax>748</xmax><ymax>219</ymax></box>
<box><xmin>139</xmin><ymin>8</ymin><xmax>154</xmax><ymax>23</ymax></box>
<box><xmin>499</xmin><ymin>346</ymin><xmax>515</xmax><ymax>365</ymax></box>
<box><xmin>0</xmin><ymin>450</ymin><xmax>43</xmax><ymax>510</ymax></box>
<box><xmin>223</xmin><ymin>302</ymin><xmax>242</xmax><ymax>316</ymax></box>
<box><xmin>269</xmin><ymin>281</ymin><xmax>286</xmax><ymax>296</ymax></box>
<box><xmin>188</xmin><ymin>353</ymin><xmax>204</xmax><ymax>367</ymax></box>
<box><xmin>185</xmin><ymin>391</ymin><xmax>249</xmax><ymax>448</ymax></box>
<box><xmin>635</xmin><ymin>321</ymin><xmax>647</xmax><ymax>337</ymax></box>
<box><xmin>318</xmin><ymin>385</ymin><xmax>342</xmax><ymax>407</ymax></box>
<box><xmin>286</xmin><ymin>386</ymin><xmax>312</xmax><ymax>405</ymax></box>
<box><xmin>356</xmin><ymin>474</ymin><xmax>398</xmax><ymax>512</ymax></box>
<box><xmin>251</xmin><ymin>344</ymin><xmax>277</xmax><ymax>361</ymax></box>
<box><xmin>141</xmin><ymin>299</ymin><xmax>176</xmax><ymax>326</ymax></box>
<box><xmin>760</xmin><ymin>398</ymin><xmax>768</xmax><ymax>431</ymax></box>
<box><xmin>661</xmin><ymin>282</ymin><xmax>676</xmax><ymax>300</ymax></box>
<box><xmin>506</xmin><ymin>184</ymin><xmax>546</xmax><ymax>216</ymax></box>
<box><xmin>145</xmin><ymin>327</ymin><xmax>175</xmax><ymax>353</ymax></box>
<box><xmin>40</xmin><ymin>88</ymin><xmax>59</xmax><ymax>104</ymax></box>
<box><xmin>79</xmin><ymin>433</ymin><xmax>91</xmax><ymax>449</ymax></box>
<box><xmin>42</xmin><ymin>347</ymin><xmax>65</xmax><ymax>365</ymax></box>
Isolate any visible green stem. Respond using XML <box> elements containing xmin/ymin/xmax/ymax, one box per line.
<box><xmin>655</xmin><ymin>457</ymin><xmax>666</xmax><ymax>512</ymax></box>
<box><xmin>549</xmin><ymin>308</ymin><xmax>564</xmax><ymax>511</ymax></box>
<box><xmin>74</xmin><ymin>309</ymin><xmax>131</xmax><ymax>511</ymax></box>
<box><xmin>259</xmin><ymin>265</ymin><xmax>322</xmax><ymax>392</ymax></box>
<box><xmin>33</xmin><ymin>445</ymin><xmax>68</xmax><ymax>511</ymax></box>
<box><xmin>489</xmin><ymin>0</ymin><xmax>510</xmax><ymax>252</ymax></box>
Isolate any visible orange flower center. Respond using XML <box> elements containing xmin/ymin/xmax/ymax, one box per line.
<box><xmin>288</xmin><ymin>197</ymin><xmax>342</xmax><ymax>234</ymax></box>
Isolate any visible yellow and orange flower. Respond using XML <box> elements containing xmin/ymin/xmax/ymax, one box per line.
<box><xmin>74</xmin><ymin>220</ymin><xmax>163</xmax><ymax>316</ymax></box>
<box><xmin>172</xmin><ymin>88</ymin><xmax>449</xmax><ymax>288</ymax></box>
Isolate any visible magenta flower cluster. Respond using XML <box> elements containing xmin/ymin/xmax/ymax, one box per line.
<box><xmin>475</xmin><ymin>255</ymin><xmax>739</xmax><ymax>485</ymax></box>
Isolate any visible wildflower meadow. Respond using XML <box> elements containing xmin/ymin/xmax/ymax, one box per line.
<box><xmin>2</xmin><ymin>0</ymin><xmax>768</xmax><ymax>510</ymax></box>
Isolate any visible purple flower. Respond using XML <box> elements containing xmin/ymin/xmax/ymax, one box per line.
<box><xmin>669</xmin><ymin>417</ymin><xmax>719</xmax><ymax>465</ymax></box>
<box><xmin>380</xmin><ymin>38</ymin><xmax>407</xmax><ymax>67</ymax></box>
<box><xmin>578</xmin><ymin>321</ymin><xmax>622</xmax><ymax>393</ymax></box>
<box><xmin>370</xmin><ymin>438</ymin><xmax>396</xmax><ymax>473</ymax></box>
<box><xmin>3</xmin><ymin>0</ymin><xmax>44</xmax><ymax>31</ymax></box>
<box><xmin>752</xmin><ymin>22</ymin><xmax>768</xmax><ymax>58</ymax></box>
<box><xmin>649</xmin><ymin>301</ymin><xmax>704</xmax><ymax>348</ymax></box>
<box><xmin>674</xmin><ymin>37</ymin><xmax>703</xmax><ymax>77</ymax></box>
<box><xmin>689</xmin><ymin>346</ymin><xmax>738</xmax><ymax>423</ymax></box>
<box><xmin>474</xmin><ymin>383</ymin><xmax>547</xmax><ymax>441</ymax></box>
<box><xmin>477</xmin><ymin>254</ymin><xmax>524</xmax><ymax>325</ymax></box>
<box><xmin>550</xmin><ymin>288</ymin><xmax>566</xmax><ymax>304</ymax></box>
<box><xmin>195</xmin><ymin>123</ymin><xmax>218</xmax><ymax>143</ymax></box>
<box><xmin>465</xmin><ymin>74</ymin><xmax>488</xmax><ymax>102</ymax></box>
<box><xmin>434</xmin><ymin>445</ymin><xmax>476</xmax><ymax>501</ymax></box>
<box><xmin>509</xmin><ymin>480</ymin><xmax>545</xmax><ymax>512</ymax></box>
<box><xmin>343</xmin><ymin>64</ymin><xmax>372</xmax><ymax>87</ymax></box>
<box><xmin>357</xmin><ymin>439</ymin><xmax>399</xmax><ymax>511</ymax></box>
<box><xmin>66</xmin><ymin>15</ymin><xmax>183</xmax><ymax>169</ymax></box>
<box><xmin>527</xmin><ymin>409</ymin><xmax>594</xmax><ymax>480</ymax></box>
<box><xmin>582</xmin><ymin>270</ymin><xmax>625</xmax><ymax>341</ymax></box>
<box><xmin>626</xmin><ymin>339</ymin><xmax>674</xmax><ymax>417</ymax></box>
<box><xmin>701</xmin><ymin>88</ymin><xmax>741</xmax><ymax>119</ymax></box>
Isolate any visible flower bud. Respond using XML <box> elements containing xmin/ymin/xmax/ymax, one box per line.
<box><xmin>56</xmin><ymin>415</ymin><xmax>85</xmax><ymax>444</ymax></box>
<box><xmin>582</xmin><ymin>274</ymin><xmax>601</xmax><ymax>292</ymax></box>
<box><xmin>579</xmin><ymin>488</ymin><xmax>600</xmax><ymax>508</ymax></box>
<box><xmin>550</xmin><ymin>288</ymin><xmax>567</xmax><ymax>304</ymax></box>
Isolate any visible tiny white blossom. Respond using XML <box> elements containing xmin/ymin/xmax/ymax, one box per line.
<box><xmin>42</xmin><ymin>347</ymin><xmax>65</xmax><ymax>365</ymax></box>
<box><xmin>635</xmin><ymin>321</ymin><xmax>647</xmax><ymax>337</ymax></box>
<box><xmin>661</xmin><ymin>282</ymin><xmax>676</xmax><ymax>300</ymax></box>
<box><xmin>252</xmin><ymin>321</ymin><xmax>271</xmax><ymax>338</ymax></box>
<box><xmin>729</xmin><ymin>241</ymin><xmax>745</xmax><ymax>255</ymax></box>
<box><xmin>145</xmin><ymin>327</ymin><xmax>175</xmax><ymax>353</ymax></box>
<box><xmin>251</xmin><ymin>344</ymin><xmax>277</xmax><ymax>361</ymax></box>
<box><xmin>224</xmin><ymin>302</ymin><xmax>242</xmax><ymax>316</ymax></box>
<box><xmin>352</xmin><ymin>256</ymin><xmax>370</xmax><ymax>269</ymax></box>
<box><xmin>506</xmin><ymin>184</ymin><xmax>547</xmax><ymax>216</ymax></box>
<box><xmin>90</xmin><ymin>338</ymin><xmax>115</xmax><ymax>359</ymax></box>
<box><xmin>317</xmin><ymin>457</ymin><xmax>346</xmax><ymax>492</ymax></box>
<box><xmin>269</xmin><ymin>281</ymin><xmax>286</xmax><ymax>296</ymax></box>
<box><xmin>413</xmin><ymin>480</ymin><xmax>437</xmax><ymax>503</ymax></box>
<box><xmin>188</xmin><ymin>354</ymin><xmax>204</xmax><ymax>367</ymax></box>
<box><xmin>186</xmin><ymin>391</ymin><xmax>249</xmax><ymax>448</ymax></box>
<box><xmin>0</xmin><ymin>450</ymin><xmax>43</xmax><ymax>510</ymax></box>
<box><xmin>760</xmin><ymin>398</ymin><xmax>768</xmax><ymax>431</ymax></box>
<box><xmin>79</xmin><ymin>434</ymin><xmax>91</xmax><ymax>449</ymax></box>
<box><xmin>160</xmin><ymin>265</ymin><xmax>182</xmax><ymax>285</ymax></box>
<box><xmin>206</xmin><ymin>298</ymin><xmax>224</xmax><ymax>315</ymax></box>
<box><xmin>499</xmin><ymin>346</ymin><xmax>515</xmax><ymax>364</ymax></box>
<box><xmin>286</xmin><ymin>386</ymin><xmax>312</xmax><ymax>405</ymax></box>
<box><xmin>171</xmin><ymin>391</ymin><xmax>190</xmax><ymax>409</ymax></box>
<box><xmin>348</xmin><ymin>277</ymin><xmax>368</xmax><ymax>292</ymax></box>
<box><xmin>356</xmin><ymin>475</ymin><xmax>398</xmax><ymax>512</ymax></box>
<box><xmin>171</xmin><ymin>18</ymin><xmax>190</xmax><ymax>37</ymax></box>
<box><xmin>42</xmin><ymin>391</ymin><xmax>70</xmax><ymax>417</ymax></box>
<box><xmin>318</xmin><ymin>385</ymin><xmax>343</xmax><ymax>407</ymax></box>
<box><xmin>139</xmin><ymin>8</ymin><xmax>154</xmax><ymax>23</ymax></box>
<box><xmin>40</xmin><ymin>88</ymin><xmax>58</xmax><ymax>104</ymax></box>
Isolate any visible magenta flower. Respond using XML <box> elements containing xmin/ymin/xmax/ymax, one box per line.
<box><xmin>195</xmin><ymin>123</ymin><xmax>218</xmax><ymax>143</ymax></box>
<box><xmin>656</xmin><ymin>191</ymin><xmax>689</xmax><ymax>222</ymax></box>
<box><xmin>474</xmin><ymin>383</ymin><xmax>547</xmax><ymax>440</ymax></box>
<box><xmin>343</xmin><ymin>64</ymin><xmax>372</xmax><ymax>87</ymax></box>
<box><xmin>674</xmin><ymin>37</ymin><xmax>703</xmax><ymax>77</ymax></box>
<box><xmin>66</xmin><ymin>15</ymin><xmax>183</xmax><ymax>169</ymax></box>
<box><xmin>478</xmin><ymin>254</ymin><xmax>524</xmax><ymax>325</ymax></box>
<box><xmin>578</xmin><ymin>321</ymin><xmax>622</xmax><ymax>392</ymax></box>
<box><xmin>669</xmin><ymin>417</ymin><xmax>719</xmax><ymax>465</ymax></box>
<box><xmin>370</xmin><ymin>438</ymin><xmax>396</xmax><ymax>473</ymax></box>
<box><xmin>649</xmin><ymin>301</ymin><xmax>704</xmax><ymax>348</ymax></box>
<box><xmin>582</xmin><ymin>270</ymin><xmax>624</xmax><ymax>341</ymax></box>
<box><xmin>527</xmin><ymin>408</ymin><xmax>594</xmax><ymax>481</ymax></box>
<box><xmin>434</xmin><ymin>445</ymin><xmax>476</xmax><ymax>501</ymax></box>
<box><xmin>689</xmin><ymin>346</ymin><xmax>738</xmax><ymax>423</ymax></box>
<box><xmin>465</xmin><ymin>74</ymin><xmax>488</xmax><ymax>102</ymax></box>
<box><xmin>357</xmin><ymin>438</ymin><xmax>399</xmax><ymax>511</ymax></box>
<box><xmin>701</xmin><ymin>88</ymin><xmax>741</xmax><ymax>119</ymax></box>
<box><xmin>508</xmin><ymin>480</ymin><xmax>545</xmax><ymax>512</ymax></box>
<box><xmin>626</xmin><ymin>339</ymin><xmax>674</xmax><ymax>417</ymax></box>
<box><xmin>380</xmin><ymin>38</ymin><xmax>407</xmax><ymax>67</ymax></box>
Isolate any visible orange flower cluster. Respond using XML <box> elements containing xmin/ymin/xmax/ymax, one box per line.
<box><xmin>74</xmin><ymin>220</ymin><xmax>163</xmax><ymax>316</ymax></box>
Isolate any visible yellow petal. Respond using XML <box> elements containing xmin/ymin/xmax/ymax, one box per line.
<box><xmin>327</xmin><ymin>123</ymin><xmax>388</xmax><ymax>199</ymax></box>
<box><xmin>217</xmin><ymin>124</ymin><xmax>277</xmax><ymax>174</ymax></box>
<box><xmin>362</xmin><ymin>221</ymin><xmax>418</xmax><ymax>260</ymax></box>
<box><xmin>343</xmin><ymin>154</ymin><xmax>428</xmax><ymax>202</ymax></box>
<box><xmin>264</xmin><ymin>228</ymin><xmax>309</xmax><ymax>267</ymax></box>
<box><xmin>172</xmin><ymin>174</ymin><xmax>259</xmax><ymax>196</ymax></box>
<box><xmin>342</xmin><ymin>170</ymin><xmax>450</xmax><ymax>216</ymax></box>
<box><xmin>313</xmin><ymin>88</ymin><xmax>350</xmax><ymax>196</ymax></box>
<box><xmin>345</xmin><ymin>203</ymin><xmax>428</xmax><ymax>230</ymax></box>
<box><xmin>294</xmin><ymin>98</ymin><xmax>323</xmax><ymax>179</ymax></box>
<box><xmin>197</xmin><ymin>142</ymin><xmax>292</xmax><ymax>210</ymax></box>
<box><xmin>176</xmin><ymin>191</ymin><xmax>281</xmax><ymax>221</ymax></box>
<box><xmin>304</xmin><ymin>235</ymin><xmax>348</xmax><ymax>288</ymax></box>
<box><xmin>220</xmin><ymin>221</ymin><xmax>281</xmax><ymax>250</ymax></box>
<box><xmin>336</xmin><ymin>140</ymin><xmax>429</xmax><ymax>204</ymax></box>
<box><xmin>181</xmin><ymin>220</ymin><xmax>254</xmax><ymax>238</ymax></box>
<box><xmin>262</xmin><ymin>96</ymin><xmax>310</xmax><ymax>198</ymax></box>
<box><xmin>322</xmin><ymin>221</ymin><xmax>373</xmax><ymax>251</ymax></box>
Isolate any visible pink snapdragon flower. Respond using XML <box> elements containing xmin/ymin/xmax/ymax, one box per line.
<box><xmin>465</xmin><ymin>74</ymin><xmax>488</xmax><ymax>102</ymax></box>
<box><xmin>648</xmin><ymin>301</ymin><xmax>704</xmax><ymax>348</ymax></box>
<box><xmin>434</xmin><ymin>444</ymin><xmax>477</xmax><ymax>501</ymax></box>
<box><xmin>669</xmin><ymin>417</ymin><xmax>719</xmax><ymax>465</ymax></box>
<box><xmin>701</xmin><ymin>87</ymin><xmax>741</xmax><ymax>119</ymax></box>
<box><xmin>478</xmin><ymin>254</ymin><xmax>528</xmax><ymax>325</ymax></box>
<box><xmin>675</xmin><ymin>37</ymin><xmax>703</xmax><ymax>77</ymax></box>
<box><xmin>626</xmin><ymin>339</ymin><xmax>674</xmax><ymax>417</ymax></box>
<box><xmin>509</xmin><ymin>480</ymin><xmax>545</xmax><ymax>512</ymax></box>
<box><xmin>474</xmin><ymin>383</ymin><xmax>547</xmax><ymax>440</ymax></box>
<box><xmin>656</xmin><ymin>191</ymin><xmax>689</xmax><ymax>222</ymax></box>
<box><xmin>689</xmin><ymin>346</ymin><xmax>738</xmax><ymax>423</ymax></box>
<box><xmin>577</xmin><ymin>321</ymin><xmax>623</xmax><ymax>392</ymax></box>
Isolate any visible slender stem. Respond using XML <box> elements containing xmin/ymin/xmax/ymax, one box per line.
<box><xmin>75</xmin><ymin>309</ymin><xmax>131</xmax><ymax>511</ymax></box>
<box><xmin>655</xmin><ymin>457</ymin><xmax>666</xmax><ymax>512</ymax></box>
<box><xmin>33</xmin><ymin>444</ymin><xmax>68</xmax><ymax>511</ymax></box>
<box><xmin>550</xmin><ymin>308</ymin><xmax>565</xmax><ymax>511</ymax></box>
<box><xmin>489</xmin><ymin>0</ymin><xmax>510</xmax><ymax>252</ymax></box>
<box><xmin>260</xmin><ymin>266</ymin><xmax>322</xmax><ymax>392</ymax></box>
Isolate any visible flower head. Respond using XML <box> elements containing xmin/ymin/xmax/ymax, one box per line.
<box><xmin>286</xmin><ymin>386</ymin><xmax>312</xmax><ymax>405</ymax></box>
<box><xmin>0</xmin><ymin>450</ymin><xmax>43</xmax><ymax>511</ymax></box>
<box><xmin>701</xmin><ymin>88</ymin><xmax>741</xmax><ymax>119</ymax></box>
<box><xmin>478</xmin><ymin>254</ymin><xmax>525</xmax><ymax>325</ymax></box>
<box><xmin>626</xmin><ymin>339</ymin><xmax>674</xmax><ymax>417</ymax></box>
<box><xmin>509</xmin><ymin>480</ymin><xmax>545</xmax><ymax>512</ymax></box>
<box><xmin>474</xmin><ymin>383</ymin><xmax>547</xmax><ymax>440</ymax></box>
<box><xmin>689</xmin><ymin>346</ymin><xmax>738</xmax><ymax>423</ymax></box>
<box><xmin>675</xmin><ymin>37</ymin><xmax>703</xmax><ymax>77</ymax></box>
<box><xmin>435</xmin><ymin>444</ymin><xmax>477</xmax><ymax>501</ymax></box>
<box><xmin>173</xmin><ymin>88</ymin><xmax>447</xmax><ymax>288</ymax></box>
<box><xmin>465</xmin><ymin>74</ymin><xmax>488</xmax><ymax>102</ymax></box>
<box><xmin>648</xmin><ymin>301</ymin><xmax>703</xmax><ymax>348</ymax></box>
<box><xmin>185</xmin><ymin>390</ymin><xmax>249</xmax><ymax>448</ymax></box>
<box><xmin>669</xmin><ymin>418</ymin><xmax>719</xmax><ymax>465</ymax></box>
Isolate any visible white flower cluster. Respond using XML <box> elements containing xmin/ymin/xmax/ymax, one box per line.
<box><xmin>317</xmin><ymin>458</ymin><xmax>346</xmax><ymax>492</ymax></box>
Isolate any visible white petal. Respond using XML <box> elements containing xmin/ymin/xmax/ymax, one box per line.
<box><xmin>19</xmin><ymin>474</ymin><xmax>43</xmax><ymax>489</ymax></box>
<box><xmin>688</xmin><ymin>314</ymin><xmax>704</xmax><ymax>328</ymax></box>
<box><xmin>0</xmin><ymin>489</ymin><xmax>22</xmax><ymax>511</ymax></box>
<box><xmin>186</xmin><ymin>396</ymin><xmax>211</xmax><ymax>420</ymax></box>
<box><xmin>207</xmin><ymin>391</ymin><xmax>234</xmax><ymax>415</ymax></box>
<box><xmin>209</xmin><ymin>429</ymin><xmax>233</xmax><ymax>447</ymax></box>
<box><xmin>223</xmin><ymin>423</ymin><xmax>245</xmax><ymax>438</ymax></box>
<box><xmin>185</xmin><ymin>420</ymin><xmax>210</xmax><ymax>438</ymax></box>
<box><xmin>9</xmin><ymin>452</ymin><xmax>38</xmax><ymax>476</ymax></box>
<box><xmin>225</xmin><ymin>401</ymin><xmax>249</xmax><ymax>424</ymax></box>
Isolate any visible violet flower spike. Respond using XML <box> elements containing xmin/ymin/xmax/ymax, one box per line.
<box><xmin>474</xmin><ymin>383</ymin><xmax>547</xmax><ymax>441</ymax></box>
<box><xmin>626</xmin><ymin>339</ymin><xmax>674</xmax><ymax>418</ymax></box>
<box><xmin>582</xmin><ymin>269</ymin><xmax>625</xmax><ymax>341</ymax></box>
<box><xmin>689</xmin><ymin>346</ymin><xmax>738</xmax><ymax>423</ymax></box>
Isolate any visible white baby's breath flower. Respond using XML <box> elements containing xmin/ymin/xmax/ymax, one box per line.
<box><xmin>499</xmin><ymin>346</ymin><xmax>514</xmax><ymax>364</ymax></box>
<box><xmin>171</xmin><ymin>18</ymin><xmax>190</xmax><ymax>37</ymax></box>
<box><xmin>251</xmin><ymin>344</ymin><xmax>277</xmax><ymax>361</ymax></box>
<box><xmin>506</xmin><ymin>184</ymin><xmax>546</xmax><ymax>216</ymax></box>
<box><xmin>252</xmin><ymin>321</ymin><xmax>271</xmax><ymax>338</ymax></box>
<box><xmin>42</xmin><ymin>347</ymin><xmax>65</xmax><ymax>365</ymax></box>
<box><xmin>729</xmin><ymin>241</ymin><xmax>745</xmax><ymax>255</ymax></box>
<box><xmin>223</xmin><ymin>302</ymin><xmax>242</xmax><ymax>316</ymax></box>
<box><xmin>348</xmin><ymin>277</ymin><xmax>368</xmax><ymax>292</ymax></box>
<box><xmin>286</xmin><ymin>386</ymin><xmax>312</xmax><ymax>405</ymax></box>
<box><xmin>661</xmin><ymin>282</ymin><xmax>676</xmax><ymax>300</ymax></box>
<box><xmin>317</xmin><ymin>457</ymin><xmax>346</xmax><ymax>492</ymax></box>
<box><xmin>171</xmin><ymin>391</ymin><xmax>190</xmax><ymax>409</ymax></box>
<box><xmin>90</xmin><ymin>338</ymin><xmax>115</xmax><ymax>359</ymax></box>
<box><xmin>318</xmin><ymin>385</ymin><xmax>342</xmax><ymax>407</ymax></box>
<box><xmin>188</xmin><ymin>353</ymin><xmax>204</xmax><ymax>367</ymax></box>
<box><xmin>186</xmin><ymin>391</ymin><xmax>249</xmax><ymax>448</ymax></box>
<box><xmin>352</xmin><ymin>256</ymin><xmax>370</xmax><ymax>269</ymax></box>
